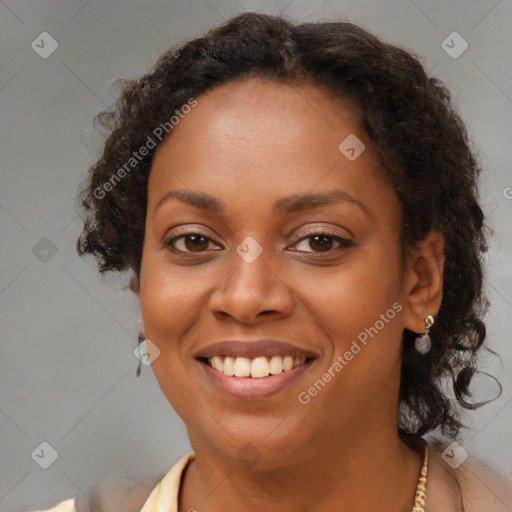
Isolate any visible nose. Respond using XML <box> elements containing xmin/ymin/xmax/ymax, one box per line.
<box><xmin>208</xmin><ymin>239</ymin><xmax>294</xmax><ymax>325</ymax></box>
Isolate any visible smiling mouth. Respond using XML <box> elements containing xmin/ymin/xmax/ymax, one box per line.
<box><xmin>198</xmin><ymin>355</ymin><xmax>316</xmax><ymax>378</ymax></box>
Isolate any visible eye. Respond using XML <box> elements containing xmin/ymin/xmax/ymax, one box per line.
<box><xmin>289</xmin><ymin>230</ymin><xmax>354</xmax><ymax>254</ymax></box>
<box><xmin>163</xmin><ymin>228</ymin><xmax>354</xmax><ymax>256</ymax></box>
<box><xmin>163</xmin><ymin>231</ymin><xmax>221</xmax><ymax>254</ymax></box>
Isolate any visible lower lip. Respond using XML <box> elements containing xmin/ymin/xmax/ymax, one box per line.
<box><xmin>198</xmin><ymin>359</ymin><xmax>315</xmax><ymax>400</ymax></box>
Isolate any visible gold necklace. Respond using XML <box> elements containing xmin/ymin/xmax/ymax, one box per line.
<box><xmin>411</xmin><ymin>442</ymin><xmax>429</xmax><ymax>512</ymax></box>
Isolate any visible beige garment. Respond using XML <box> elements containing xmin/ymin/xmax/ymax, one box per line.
<box><xmin>29</xmin><ymin>453</ymin><xmax>196</xmax><ymax>512</ymax></box>
<box><xmin>28</xmin><ymin>498</ymin><xmax>77</xmax><ymax>512</ymax></box>
<box><xmin>139</xmin><ymin>453</ymin><xmax>195</xmax><ymax>511</ymax></box>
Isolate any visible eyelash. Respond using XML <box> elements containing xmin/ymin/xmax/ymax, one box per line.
<box><xmin>163</xmin><ymin>227</ymin><xmax>354</xmax><ymax>256</ymax></box>
<box><xmin>290</xmin><ymin>228</ymin><xmax>355</xmax><ymax>254</ymax></box>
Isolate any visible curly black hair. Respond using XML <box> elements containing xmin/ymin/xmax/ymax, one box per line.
<box><xmin>76</xmin><ymin>12</ymin><xmax>499</xmax><ymax>440</ymax></box>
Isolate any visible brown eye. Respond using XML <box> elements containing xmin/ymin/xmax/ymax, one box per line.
<box><xmin>307</xmin><ymin>235</ymin><xmax>334</xmax><ymax>252</ymax></box>
<box><xmin>290</xmin><ymin>231</ymin><xmax>354</xmax><ymax>254</ymax></box>
<box><xmin>182</xmin><ymin>234</ymin><xmax>209</xmax><ymax>252</ymax></box>
<box><xmin>164</xmin><ymin>233</ymin><xmax>219</xmax><ymax>253</ymax></box>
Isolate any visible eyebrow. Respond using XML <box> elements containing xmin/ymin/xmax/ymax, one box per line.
<box><xmin>154</xmin><ymin>189</ymin><xmax>369</xmax><ymax>216</ymax></box>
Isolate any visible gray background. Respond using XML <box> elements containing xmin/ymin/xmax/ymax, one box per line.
<box><xmin>1</xmin><ymin>1</ymin><xmax>511</xmax><ymax>511</ymax></box>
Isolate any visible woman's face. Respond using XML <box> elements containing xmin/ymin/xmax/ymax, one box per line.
<box><xmin>139</xmin><ymin>79</ymin><xmax>417</xmax><ymax>465</ymax></box>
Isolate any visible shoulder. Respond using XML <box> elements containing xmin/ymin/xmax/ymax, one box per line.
<box><xmin>455</xmin><ymin>453</ymin><xmax>512</xmax><ymax>511</ymax></box>
<box><xmin>426</xmin><ymin>438</ymin><xmax>512</xmax><ymax>512</ymax></box>
<box><xmin>86</xmin><ymin>473</ymin><xmax>163</xmax><ymax>512</ymax></box>
<box><xmin>85</xmin><ymin>454</ymin><xmax>195</xmax><ymax>512</ymax></box>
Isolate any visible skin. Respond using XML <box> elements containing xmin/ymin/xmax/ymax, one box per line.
<box><xmin>136</xmin><ymin>78</ymin><xmax>448</xmax><ymax>511</ymax></box>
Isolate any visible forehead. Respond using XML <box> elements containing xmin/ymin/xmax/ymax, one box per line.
<box><xmin>153</xmin><ymin>78</ymin><xmax>364</xmax><ymax>163</ymax></box>
<box><xmin>147</xmin><ymin>78</ymin><xmax>395</xmax><ymax>221</ymax></box>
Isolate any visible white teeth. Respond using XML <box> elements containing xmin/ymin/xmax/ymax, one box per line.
<box><xmin>251</xmin><ymin>357</ymin><xmax>270</xmax><ymax>378</ymax></box>
<box><xmin>269</xmin><ymin>356</ymin><xmax>283</xmax><ymax>374</ymax></box>
<box><xmin>207</xmin><ymin>355</ymin><xmax>308</xmax><ymax>378</ymax></box>
<box><xmin>211</xmin><ymin>355</ymin><xmax>222</xmax><ymax>371</ymax></box>
<box><xmin>233</xmin><ymin>357</ymin><xmax>251</xmax><ymax>377</ymax></box>
<box><xmin>223</xmin><ymin>356</ymin><xmax>235</xmax><ymax>376</ymax></box>
<box><xmin>283</xmin><ymin>356</ymin><xmax>294</xmax><ymax>371</ymax></box>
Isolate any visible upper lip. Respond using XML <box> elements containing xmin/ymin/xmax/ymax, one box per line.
<box><xmin>194</xmin><ymin>339</ymin><xmax>319</xmax><ymax>360</ymax></box>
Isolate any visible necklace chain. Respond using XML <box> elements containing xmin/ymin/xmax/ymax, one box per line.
<box><xmin>411</xmin><ymin>442</ymin><xmax>429</xmax><ymax>512</ymax></box>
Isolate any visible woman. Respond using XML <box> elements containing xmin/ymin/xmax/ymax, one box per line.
<box><xmin>37</xmin><ymin>12</ymin><xmax>511</xmax><ymax>512</ymax></box>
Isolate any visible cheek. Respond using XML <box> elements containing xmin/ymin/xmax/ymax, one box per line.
<box><xmin>319</xmin><ymin>252</ymin><xmax>399</xmax><ymax>317</ymax></box>
<box><xmin>139</xmin><ymin>256</ymin><xmax>187</xmax><ymax>367</ymax></box>
<box><xmin>304</xmin><ymin>247</ymin><xmax>403</xmax><ymax>359</ymax></box>
<box><xmin>139</xmin><ymin>259</ymin><xmax>197</xmax><ymax>405</ymax></box>
<box><xmin>139</xmin><ymin>249</ymin><xmax>202</xmax><ymax>325</ymax></box>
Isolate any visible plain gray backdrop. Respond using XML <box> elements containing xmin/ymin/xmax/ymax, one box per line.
<box><xmin>1</xmin><ymin>1</ymin><xmax>511</xmax><ymax>511</ymax></box>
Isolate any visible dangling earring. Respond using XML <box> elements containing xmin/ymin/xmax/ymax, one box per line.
<box><xmin>135</xmin><ymin>318</ymin><xmax>145</xmax><ymax>377</ymax></box>
<box><xmin>414</xmin><ymin>314</ymin><xmax>435</xmax><ymax>354</ymax></box>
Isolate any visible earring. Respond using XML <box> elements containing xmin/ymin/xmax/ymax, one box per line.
<box><xmin>414</xmin><ymin>314</ymin><xmax>435</xmax><ymax>354</ymax></box>
<box><xmin>136</xmin><ymin>319</ymin><xmax>145</xmax><ymax>377</ymax></box>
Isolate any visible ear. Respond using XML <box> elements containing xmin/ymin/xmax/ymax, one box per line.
<box><xmin>402</xmin><ymin>230</ymin><xmax>445</xmax><ymax>333</ymax></box>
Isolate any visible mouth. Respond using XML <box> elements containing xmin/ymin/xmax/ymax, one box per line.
<box><xmin>198</xmin><ymin>356</ymin><xmax>317</xmax><ymax>400</ymax></box>
<box><xmin>197</xmin><ymin>354</ymin><xmax>316</xmax><ymax>378</ymax></box>
<box><xmin>194</xmin><ymin>339</ymin><xmax>319</xmax><ymax>399</ymax></box>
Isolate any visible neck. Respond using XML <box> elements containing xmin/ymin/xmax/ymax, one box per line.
<box><xmin>179</xmin><ymin>428</ymin><xmax>424</xmax><ymax>512</ymax></box>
